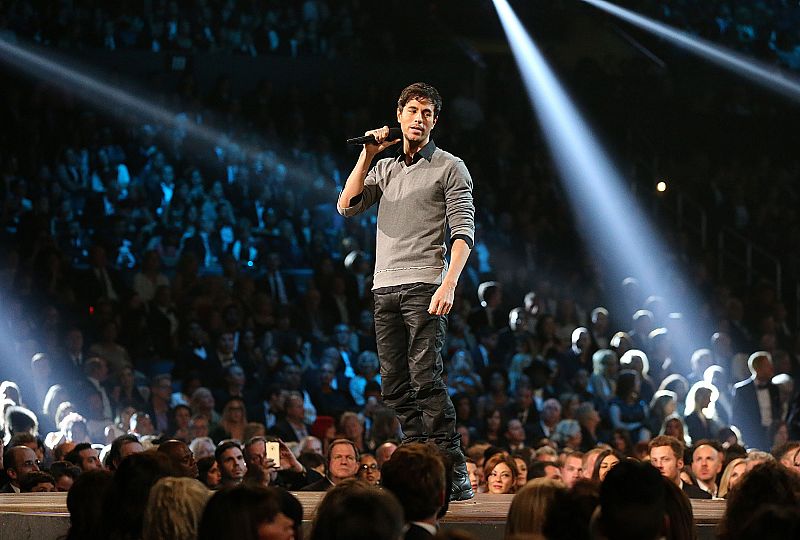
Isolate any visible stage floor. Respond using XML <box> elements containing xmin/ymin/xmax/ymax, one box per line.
<box><xmin>0</xmin><ymin>491</ymin><xmax>725</xmax><ymax>540</ymax></box>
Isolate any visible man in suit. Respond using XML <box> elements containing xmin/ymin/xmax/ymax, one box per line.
<box><xmin>732</xmin><ymin>351</ymin><xmax>781</xmax><ymax>450</ymax></box>
<box><xmin>300</xmin><ymin>439</ymin><xmax>360</xmax><ymax>491</ymax></box>
<box><xmin>648</xmin><ymin>435</ymin><xmax>711</xmax><ymax>499</ymax></box>
<box><xmin>270</xmin><ymin>392</ymin><xmax>310</xmax><ymax>443</ymax></box>
<box><xmin>381</xmin><ymin>443</ymin><xmax>447</xmax><ymax>540</ymax></box>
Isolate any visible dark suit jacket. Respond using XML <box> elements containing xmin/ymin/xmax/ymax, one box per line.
<box><xmin>685</xmin><ymin>411</ymin><xmax>718</xmax><ymax>444</ymax></box>
<box><xmin>405</xmin><ymin>523</ymin><xmax>435</xmax><ymax>540</ymax></box>
<box><xmin>682</xmin><ymin>481</ymin><xmax>712</xmax><ymax>499</ymax></box>
<box><xmin>731</xmin><ymin>378</ymin><xmax>781</xmax><ymax>450</ymax></box>
<box><xmin>0</xmin><ymin>482</ymin><xmax>17</xmax><ymax>493</ymax></box>
<box><xmin>270</xmin><ymin>418</ymin><xmax>309</xmax><ymax>443</ymax></box>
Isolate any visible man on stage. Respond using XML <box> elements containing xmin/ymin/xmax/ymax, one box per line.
<box><xmin>337</xmin><ymin>82</ymin><xmax>476</xmax><ymax>500</ymax></box>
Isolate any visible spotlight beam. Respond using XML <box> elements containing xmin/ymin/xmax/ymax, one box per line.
<box><xmin>491</xmin><ymin>0</ymin><xmax>709</xmax><ymax>354</ymax></box>
<box><xmin>0</xmin><ymin>38</ymin><xmax>258</xmax><ymax>158</ymax></box>
<box><xmin>582</xmin><ymin>0</ymin><xmax>800</xmax><ymax>102</ymax></box>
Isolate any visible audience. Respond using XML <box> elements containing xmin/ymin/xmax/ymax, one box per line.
<box><xmin>2</xmin><ymin>3</ymin><xmax>800</xmax><ymax>539</ymax></box>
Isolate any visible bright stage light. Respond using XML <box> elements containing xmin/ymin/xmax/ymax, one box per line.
<box><xmin>656</xmin><ymin>181</ymin><xmax>667</xmax><ymax>193</ymax></box>
<box><xmin>0</xmin><ymin>38</ymin><xmax>265</xmax><ymax>161</ymax></box>
<box><xmin>581</xmin><ymin>0</ymin><xmax>800</xmax><ymax>102</ymax></box>
<box><xmin>491</xmin><ymin>0</ymin><xmax>709</xmax><ymax>357</ymax></box>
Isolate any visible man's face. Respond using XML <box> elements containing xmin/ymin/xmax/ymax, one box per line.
<box><xmin>120</xmin><ymin>441</ymin><xmax>144</xmax><ymax>461</ymax></box>
<box><xmin>245</xmin><ymin>441</ymin><xmax>268</xmax><ymax>471</ymax></box>
<box><xmin>517</xmin><ymin>388</ymin><xmax>533</xmax><ymax>410</ymax></box>
<box><xmin>397</xmin><ymin>98</ymin><xmax>437</xmax><ymax>145</ymax></box>
<box><xmin>152</xmin><ymin>378</ymin><xmax>172</xmax><ymax>401</ymax></box>
<box><xmin>692</xmin><ymin>445</ymin><xmax>722</xmax><ymax>483</ymax></box>
<box><xmin>9</xmin><ymin>447</ymin><xmax>39</xmax><ymax>485</ymax></box>
<box><xmin>506</xmin><ymin>420</ymin><xmax>526</xmax><ymax>444</ymax></box>
<box><xmin>55</xmin><ymin>475</ymin><xmax>74</xmax><ymax>492</ymax></box>
<box><xmin>220</xmin><ymin>447</ymin><xmax>247</xmax><ymax>481</ymax></box>
<box><xmin>164</xmin><ymin>442</ymin><xmax>198</xmax><ymax>478</ymax></box>
<box><xmin>329</xmin><ymin>443</ymin><xmax>358</xmax><ymax>481</ymax></box>
<box><xmin>650</xmin><ymin>446</ymin><xmax>683</xmax><ymax>484</ymax></box>
<box><xmin>286</xmin><ymin>397</ymin><xmax>305</xmax><ymax>421</ymax></box>
<box><xmin>561</xmin><ymin>455</ymin><xmax>584</xmax><ymax>488</ymax></box>
<box><xmin>66</xmin><ymin>330</ymin><xmax>83</xmax><ymax>353</ymax></box>
<box><xmin>79</xmin><ymin>448</ymin><xmax>102</xmax><ymax>471</ymax></box>
<box><xmin>543</xmin><ymin>464</ymin><xmax>562</xmax><ymax>482</ymax></box>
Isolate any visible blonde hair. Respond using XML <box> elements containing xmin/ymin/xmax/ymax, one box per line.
<box><xmin>505</xmin><ymin>478</ymin><xmax>565</xmax><ymax>538</ymax></box>
<box><xmin>717</xmin><ymin>457</ymin><xmax>745</xmax><ymax>499</ymax></box>
<box><xmin>143</xmin><ymin>477</ymin><xmax>211</xmax><ymax>540</ymax></box>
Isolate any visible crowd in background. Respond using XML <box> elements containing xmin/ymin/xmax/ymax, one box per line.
<box><xmin>3</xmin><ymin>1</ymin><xmax>800</xmax><ymax>539</ymax></box>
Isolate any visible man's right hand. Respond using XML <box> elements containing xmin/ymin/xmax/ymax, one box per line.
<box><xmin>363</xmin><ymin>125</ymin><xmax>401</xmax><ymax>155</ymax></box>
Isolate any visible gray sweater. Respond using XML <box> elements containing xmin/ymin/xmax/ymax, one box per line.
<box><xmin>338</xmin><ymin>141</ymin><xmax>475</xmax><ymax>289</ymax></box>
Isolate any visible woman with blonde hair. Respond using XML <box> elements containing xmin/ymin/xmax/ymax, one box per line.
<box><xmin>718</xmin><ymin>458</ymin><xmax>747</xmax><ymax>499</ymax></box>
<box><xmin>504</xmin><ymin>478</ymin><xmax>566</xmax><ymax>539</ymax></box>
<box><xmin>143</xmin><ymin>477</ymin><xmax>211</xmax><ymax>540</ymax></box>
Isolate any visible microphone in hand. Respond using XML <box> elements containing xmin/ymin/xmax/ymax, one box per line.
<box><xmin>346</xmin><ymin>127</ymin><xmax>403</xmax><ymax>146</ymax></box>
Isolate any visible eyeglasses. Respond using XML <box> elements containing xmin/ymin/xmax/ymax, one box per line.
<box><xmin>21</xmin><ymin>460</ymin><xmax>41</xmax><ymax>468</ymax></box>
<box><xmin>359</xmin><ymin>463</ymin><xmax>378</xmax><ymax>471</ymax></box>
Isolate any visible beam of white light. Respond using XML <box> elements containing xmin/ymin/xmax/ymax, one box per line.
<box><xmin>492</xmin><ymin>0</ymin><xmax>709</xmax><ymax>357</ymax></box>
<box><xmin>0</xmin><ymin>38</ymin><xmax>259</xmax><ymax>158</ymax></box>
<box><xmin>582</xmin><ymin>0</ymin><xmax>800</xmax><ymax>102</ymax></box>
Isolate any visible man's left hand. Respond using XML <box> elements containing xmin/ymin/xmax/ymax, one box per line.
<box><xmin>428</xmin><ymin>282</ymin><xmax>456</xmax><ymax>315</ymax></box>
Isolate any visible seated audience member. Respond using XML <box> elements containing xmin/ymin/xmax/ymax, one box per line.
<box><xmin>301</xmin><ymin>439</ymin><xmax>360</xmax><ymax>491</ymax></box>
<box><xmin>483</xmin><ymin>453</ymin><xmax>518</xmax><ymax>494</ymax></box>
<box><xmin>591</xmin><ymin>449</ymin><xmax>622</xmax><ymax>484</ymax></box>
<box><xmin>381</xmin><ymin>443</ymin><xmax>447</xmax><ymax>539</ymax></box>
<box><xmin>101</xmin><ymin>451</ymin><xmax>173</xmax><ymax>540</ymax></box>
<box><xmin>296</xmin><ymin>435</ymin><xmax>324</xmax><ymax>456</ymax></box>
<box><xmin>1</xmin><ymin>445</ymin><xmax>40</xmax><ymax>493</ymax></box>
<box><xmin>299</xmin><ymin>452</ymin><xmax>326</xmax><ymax>476</ymax></box>
<box><xmin>65</xmin><ymin>442</ymin><xmax>102</xmax><ymax>472</ymax></box>
<box><xmin>465</xmin><ymin>458</ymin><xmax>480</xmax><ymax>494</ymax></box>
<box><xmin>648</xmin><ymin>435</ymin><xmax>711</xmax><ymax>499</ymax></box>
<box><xmin>690</xmin><ymin>439</ymin><xmax>724</xmax><ymax>497</ymax></box>
<box><xmin>310</xmin><ymin>479</ymin><xmax>405</xmax><ymax>540</ymax></box>
<box><xmin>197</xmin><ymin>456</ymin><xmax>222</xmax><ymax>489</ymax></box>
<box><xmin>505</xmin><ymin>478</ymin><xmax>566</xmax><ymax>538</ymax></box>
<box><xmin>210</xmin><ymin>397</ymin><xmax>249</xmax><ymax>443</ymax></box>
<box><xmin>561</xmin><ymin>451</ymin><xmax>584</xmax><ymax>488</ymax></box>
<box><xmin>158</xmin><ymin>439</ymin><xmax>199</xmax><ymax>478</ymax></box>
<box><xmin>106</xmin><ymin>434</ymin><xmax>144</xmax><ymax>471</ymax></box>
<box><xmin>20</xmin><ymin>470</ymin><xmax>56</xmax><ymax>492</ymax></box>
<box><xmin>595</xmin><ymin>460</ymin><xmax>667</xmax><ymax>540</ymax></box>
<box><xmin>216</xmin><ymin>440</ymin><xmax>247</xmax><ymax>488</ymax></box>
<box><xmin>357</xmin><ymin>453</ymin><xmax>381</xmax><ymax>486</ymax></box>
<box><xmin>66</xmin><ymin>470</ymin><xmax>114</xmax><ymax>540</ymax></box>
<box><xmin>528</xmin><ymin>460</ymin><xmax>562</xmax><ymax>482</ymax></box>
<box><xmin>49</xmin><ymin>460</ymin><xmax>81</xmax><ymax>491</ymax></box>
<box><xmin>143</xmin><ymin>477</ymin><xmax>211</xmax><ymax>540</ymax></box>
<box><xmin>9</xmin><ymin>432</ymin><xmax>45</xmax><ymax>464</ymax></box>
<box><xmin>189</xmin><ymin>436</ymin><xmax>216</xmax><ymax>459</ymax></box>
<box><xmin>582</xmin><ymin>448</ymin><xmax>605</xmax><ymax>480</ymax></box>
<box><xmin>543</xmin><ymin>480</ymin><xmax>600</xmax><ymax>540</ymax></box>
<box><xmin>375</xmin><ymin>441</ymin><xmax>398</xmax><ymax>468</ymax></box>
<box><xmin>772</xmin><ymin>441</ymin><xmax>800</xmax><ymax>470</ymax></box>
<box><xmin>198</xmin><ymin>484</ymin><xmax>295</xmax><ymax>540</ymax></box>
<box><xmin>718</xmin><ymin>461</ymin><xmax>800</xmax><ymax>540</ymax></box>
<box><xmin>736</xmin><ymin>505</ymin><xmax>800</xmax><ymax>539</ymax></box>
<box><xmin>511</xmin><ymin>453</ymin><xmax>529</xmax><ymax>490</ymax></box>
<box><xmin>718</xmin><ymin>457</ymin><xmax>746</xmax><ymax>499</ymax></box>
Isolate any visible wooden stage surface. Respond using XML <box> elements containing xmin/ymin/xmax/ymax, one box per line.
<box><xmin>0</xmin><ymin>492</ymin><xmax>726</xmax><ymax>540</ymax></box>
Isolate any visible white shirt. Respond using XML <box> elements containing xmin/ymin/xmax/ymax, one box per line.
<box><xmin>755</xmin><ymin>380</ymin><xmax>773</xmax><ymax>427</ymax></box>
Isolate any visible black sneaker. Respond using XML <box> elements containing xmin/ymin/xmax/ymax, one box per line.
<box><xmin>450</xmin><ymin>461</ymin><xmax>475</xmax><ymax>501</ymax></box>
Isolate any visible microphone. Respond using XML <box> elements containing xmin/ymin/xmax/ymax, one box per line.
<box><xmin>346</xmin><ymin>127</ymin><xmax>403</xmax><ymax>145</ymax></box>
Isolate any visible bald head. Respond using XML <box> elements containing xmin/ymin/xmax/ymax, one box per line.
<box><xmin>375</xmin><ymin>442</ymin><xmax>398</xmax><ymax>468</ymax></box>
<box><xmin>4</xmin><ymin>446</ymin><xmax>39</xmax><ymax>487</ymax></box>
<box><xmin>158</xmin><ymin>440</ymin><xmax>198</xmax><ymax>478</ymax></box>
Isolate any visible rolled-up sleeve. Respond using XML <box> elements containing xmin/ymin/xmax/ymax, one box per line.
<box><xmin>444</xmin><ymin>159</ymin><xmax>475</xmax><ymax>247</ymax></box>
